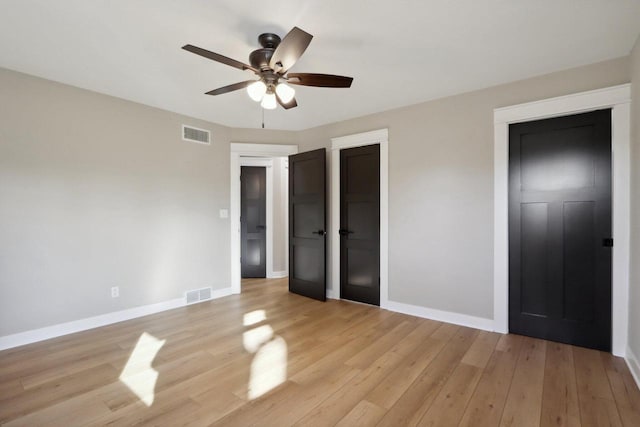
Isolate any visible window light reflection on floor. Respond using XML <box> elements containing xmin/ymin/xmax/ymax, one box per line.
<box><xmin>242</xmin><ymin>310</ymin><xmax>288</xmax><ymax>400</ymax></box>
<box><xmin>243</xmin><ymin>309</ymin><xmax>266</xmax><ymax>326</ymax></box>
<box><xmin>119</xmin><ymin>332</ymin><xmax>166</xmax><ymax>406</ymax></box>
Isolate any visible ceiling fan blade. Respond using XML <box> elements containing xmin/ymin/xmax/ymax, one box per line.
<box><xmin>182</xmin><ymin>44</ymin><xmax>258</xmax><ymax>73</ymax></box>
<box><xmin>287</xmin><ymin>73</ymin><xmax>353</xmax><ymax>88</ymax></box>
<box><xmin>269</xmin><ymin>27</ymin><xmax>313</xmax><ymax>73</ymax></box>
<box><xmin>205</xmin><ymin>80</ymin><xmax>256</xmax><ymax>96</ymax></box>
<box><xmin>276</xmin><ymin>94</ymin><xmax>298</xmax><ymax>110</ymax></box>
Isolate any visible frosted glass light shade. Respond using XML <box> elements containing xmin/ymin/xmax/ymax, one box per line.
<box><xmin>247</xmin><ymin>81</ymin><xmax>267</xmax><ymax>102</ymax></box>
<box><xmin>275</xmin><ymin>83</ymin><xmax>295</xmax><ymax>103</ymax></box>
<box><xmin>261</xmin><ymin>92</ymin><xmax>277</xmax><ymax>110</ymax></box>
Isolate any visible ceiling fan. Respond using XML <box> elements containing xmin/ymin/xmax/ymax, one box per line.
<box><xmin>182</xmin><ymin>27</ymin><xmax>353</xmax><ymax>110</ymax></box>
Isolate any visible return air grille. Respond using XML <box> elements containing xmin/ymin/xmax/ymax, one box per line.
<box><xmin>182</xmin><ymin>125</ymin><xmax>210</xmax><ymax>145</ymax></box>
<box><xmin>185</xmin><ymin>287</ymin><xmax>213</xmax><ymax>305</ymax></box>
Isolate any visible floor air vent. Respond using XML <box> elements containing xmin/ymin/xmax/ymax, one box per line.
<box><xmin>185</xmin><ymin>287</ymin><xmax>213</xmax><ymax>305</ymax></box>
<box><xmin>182</xmin><ymin>125</ymin><xmax>210</xmax><ymax>145</ymax></box>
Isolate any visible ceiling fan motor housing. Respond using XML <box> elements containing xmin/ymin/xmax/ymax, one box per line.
<box><xmin>250</xmin><ymin>33</ymin><xmax>282</xmax><ymax>71</ymax></box>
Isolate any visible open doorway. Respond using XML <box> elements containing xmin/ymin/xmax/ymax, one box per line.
<box><xmin>230</xmin><ymin>143</ymin><xmax>298</xmax><ymax>294</ymax></box>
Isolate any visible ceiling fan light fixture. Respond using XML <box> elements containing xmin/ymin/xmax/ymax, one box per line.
<box><xmin>261</xmin><ymin>92</ymin><xmax>277</xmax><ymax>110</ymax></box>
<box><xmin>247</xmin><ymin>80</ymin><xmax>267</xmax><ymax>102</ymax></box>
<box><xmin>275</xmin><ymin>83</ymin><xmax>295</xmax><ymax>103</ymax></box>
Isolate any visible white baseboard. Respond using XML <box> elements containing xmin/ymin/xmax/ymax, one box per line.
<box><xmin>625</xmin><ymin>346</ymin><xmax>640</xmax><ymax>391</ymax></box>
<box><xmin>269</xmin><ymin>270</ymin><xmax>288</xmax><ymax>279</ymax></box>
<box><xmin>0</xmin><ymin>286</ymin><xmax>233</xmax><ymax>351</ymax></box>
<box><xmin>208</xmin><ymin>287</ymin><xmax>234</xmax><ymax>300</ymax></box>
<box><xmin>384</xmin><ymin>300</ymin><xmax>495</xmax><ymax>332</ymax></box>
<box><xmin>326</xmin><ymin>289</ymin><xmax>339</xmax><ymax>300</ymax></box>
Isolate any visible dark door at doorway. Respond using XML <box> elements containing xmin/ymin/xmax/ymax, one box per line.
<box><xmin>241</xmin><ymin>166</ymin><xmax>266</xmax><ymax>278</ymax></box>
<box><xmin>288</xmin><ymin>148</ymin><xmax>327</xmax><ymax>301</ymax></box>
<box><xmin>509</xmin><ymin>109</ymin><xmax>612</xmax><ymax>351</ymax></box>
<box><xmin>340</xmin><ymin>144</ymin><xmax>380</xmax><ymax>306</ymax></box>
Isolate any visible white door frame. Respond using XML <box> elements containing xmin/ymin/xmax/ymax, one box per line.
<box><xmin>493</xmin><ymin>84</ymin><xmax>631</xmax><ymax>356</ymax></box>
<box><xmin>230</xmin><ymin>143</ymin><xmax>298</xmax><ymax>294</ymax></box>
<box><xmin>330</xmin><ymin>129</ymin><xmax>389</xmax><ymax>305</ymax></box>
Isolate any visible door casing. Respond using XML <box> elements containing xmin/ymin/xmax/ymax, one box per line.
<box><xmin>230</xmin><ymin>143</ymin><xmax>298</xmax><ymax>294</ymax></box>
<box><xmin>493</xmin><ymin>84</ymin><xmax>631</xmax><ymax>356</ymax></box>
<box><xmin>330</xmin><ymin>129</ymin><xmax>389</xmax><ymax>305</ymax></box>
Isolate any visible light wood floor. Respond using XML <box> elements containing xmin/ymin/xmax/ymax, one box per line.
<box><xmin>1</xmin><ymin>278</ymin><xmax>639</xmax><ymax>426</ymax></box>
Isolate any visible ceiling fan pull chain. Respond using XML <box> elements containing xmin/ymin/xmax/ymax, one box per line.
<box><xmin>262</xmin><ymin>107</ymin><xmax>265</xmax><ymax>129</ymax></box>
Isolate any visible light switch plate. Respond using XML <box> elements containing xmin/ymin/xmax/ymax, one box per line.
<box><xmin>219</xmin><ymin>209</ymin><xmax>229</xmax><ymax>219</ymax></box>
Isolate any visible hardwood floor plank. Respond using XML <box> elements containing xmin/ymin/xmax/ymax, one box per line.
<box><xmin>600</xmin><ymin>352</ymin><xmax>640</xmax><ymax>427</ymax></box>
<box><xmin>540</xmin><ymin>342</ymin><xmax>581</xmax><ymax>427</ymax></box>
<box><xmin>0</xmin><ymin>363</ymin><xmax>119</xmax><ymax>424</ymax></box>
<box><xmin>574</xmin><ymin>346</ymin><xmax>624</xmax><ymax>427</ymax></box>
<box><xmin>375</xmin><ymin>327</ymin><xmax>479</xmax><ymax>427</ymax></box>
<box><xmin>344</xmin><ymin>320</ymin><xmax>419</xmax><ymax>368</ymax></box>
<box><xmin>291</xmin><ymin>338</ymin><xmax>418</xmax><ymax>426</ymax></box>
<box><xmin>334</xmin><ymin>400</ymin><xmax>386</xmax><ymax>427</ymax></box>
<box><xmin>499</xmin><ymin>336</ymin><xmax>546</xmax><ymax>427</ymax></box>
<box><xmin>214</xmin><ymin>363</ymin><xmax>360</xmax><ymax>427</ymax></box>
<box><xmin>4</xmin><ymin>395</ymin><xmax>112</xmax><ymax>427</ymax></box>
<box><xmin>417</xmin><ymin>362</ymin><xmax>483</xmax><ymax>426</ymax></box>
<box><xmin>461</xmin><ymin>330</ymin><xmax>501</xmax><ymax>368</ymax></box>
<box><xmin>459</xmin><ymin>334</ymin><xmax>524</xmax><ymax>427</ymax></box>
<box><xmin>366</xmin><ymin>336</ymin><xmax>448</xmax><ymax>410</ymax></box>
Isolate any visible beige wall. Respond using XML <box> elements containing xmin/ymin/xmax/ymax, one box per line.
<box><xmin>629</xmin><ymin>36</ymin><xmax>640</xmax><ymax>360</ymax></box>
<box><xmin>0</xmin><ymin>69</ymin><xmax>239</xmax><ymax>335</ymax></box>
<box><xmin>299</xmin><ymin>57</ymin><xmax>630</xmax><ymax>319</ymax></box>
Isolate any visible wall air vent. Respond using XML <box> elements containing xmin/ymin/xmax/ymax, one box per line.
<box><xmin>185</xmin><ymin>287</ymin><xmax>214</xmax><ymax>305</ymax></box>
<box><xmin>182</xmin><ymin>125</ymin><xmax>210</xmax><ymax>145</ymax></box>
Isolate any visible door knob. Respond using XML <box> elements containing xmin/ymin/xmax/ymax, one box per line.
<box><xmin>256</xmin><ymin>225</ymin><xmax>265</xmax><ymax>229</ymax></box>
<box><xmin>338</xmin><ymin>229</ymin><xmax>353</xmax><ymax>236</ymax></box>
<box><xmin>312</xmin><ymin>230</ymin><xmax>326</xmax><ymax>236</ymax></box>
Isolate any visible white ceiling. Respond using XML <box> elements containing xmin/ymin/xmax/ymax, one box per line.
<box><xmin>1</xmin><ymin>1</ymin><xmax>639</xmax><ymax>131</ymax></box>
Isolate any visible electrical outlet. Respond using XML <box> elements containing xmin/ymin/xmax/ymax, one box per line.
<box><xmin>111</xmin><ymin>286</ymin><xmax>119</xmax><ymax>298</ymax></box>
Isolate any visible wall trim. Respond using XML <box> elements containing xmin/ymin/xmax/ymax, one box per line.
<box><xmin>0</xmin><ymin>287</ymin><xmax>233</xmax><ymax>351</ymax></box>
<box><xmin>271</xmin><ymin>270</ymin><xmax>288</xmax><ymax>279</ymax></box>
<box><xmin>230</xmin><ymin>143</ymin><xmax>298</xmax><ymax>294</ymax></box>
<box><xmin>626</xmin><ymin>346</ymin><xmax>640</xmax><ymax>391</ymax></box>
<box><xmin>493</xmin><ymin>84</ymin><xmax>631</xmax><ymax>357</ymax></box>
<box><xmin>330</xmin><ymin>128</ymin><xmax>389</xmax><ymax>306</ymax></box>
<box><xmin>385</xmin><ymin>300</ymin><xmax>494</xmax><ymax>332</ymax></box>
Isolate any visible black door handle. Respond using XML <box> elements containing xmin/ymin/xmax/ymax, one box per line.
<box><xmin>603</xmin><ymin>238</ymin><xmax>613</xmax><ymax>247</ymax></box>
<box><xmin>312</xmin><ymin>230</ymin><xmax>326</xmax><ymax>236</ymax></box>
<box><xmin>256</xmin><ymin>225</ymin><xmax>265</xmax><ymax>229</ymax></box>
<box><xmin>338</xmin><ymin>229</ymin><xmax>354</xmax><ymax>236</ymax></box>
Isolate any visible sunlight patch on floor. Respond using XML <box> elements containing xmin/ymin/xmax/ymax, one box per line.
<box><xmin>119</xmin><ymin>332</ymin><xmax>165</xmax><ymax>406</ymax></box>
<box><xmin>242</xmin><ymin>310</ymin><xmax>288</xmax><ymax>400</ymax></box>
<box><xmin>243</xmin><ymin>324</ymin><xmax>274</xmax><ymax>353</ymax></box>
<box><xmin>243</xmin><ymin>309</ymin><xmax>266</xmax><ymax>326</ymax></box>
<box><xmin>248</xmin><ymin>336</ymin><xmax>288</xmax><ymax>399</ymax></box>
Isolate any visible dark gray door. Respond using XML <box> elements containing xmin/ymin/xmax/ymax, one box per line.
<box><xmin>289</xmin><ymin>149</ymin><xmax>326</xmax><ymax>301</ymax></box>
<box><xmin>241</xmin><ymin>166</ymin><xmax>266</xmax><ymax>278</ymax></box>
<box><xmin>509</xmin><ymin>109</ymin><xmax>612</xmax><ymax>351</ymax></box>
<box><xmin>340</xmin><ymin>144</ymin><xmax>380</xmax><ymax>306</ymax></box>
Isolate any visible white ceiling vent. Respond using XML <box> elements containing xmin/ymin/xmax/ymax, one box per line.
<box><xmin>185</xmin><ymin>287</ymin><xmax>214</xmax><ymax>305</ymax></box>
<box><xmin>182</xmin><ymin>125</ymin><xmax>210</xmax><ymax>145</ymax></box>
